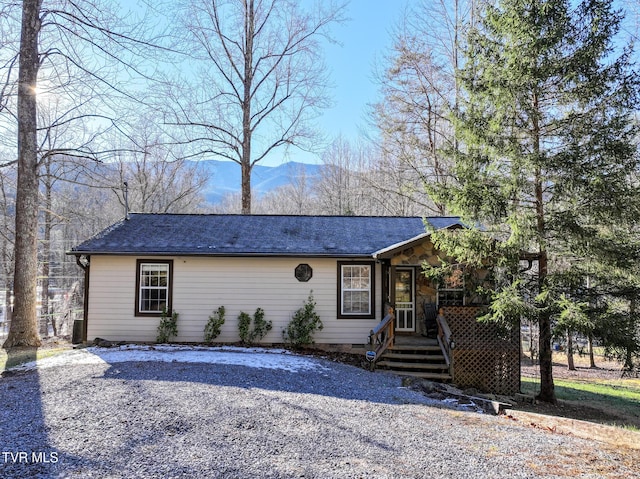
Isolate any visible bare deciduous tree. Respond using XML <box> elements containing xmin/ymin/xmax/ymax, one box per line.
<box><xmin>7</xmin><ymin>0</ymin><xmax>42</xmax><ymax>347</ymax></box>
<box><xmin>109</xmin><ymin>129</ymin><xmax>210</xmax><ymax>214</ymax></box>
<box><xmin>0</xmin><ymin>165</ymin><xmax>15</xmax><ymax>331</ymax></box>
<box><xmin>254</xmin><ymin>163</ymin><xmax>319</xmax><ymax>214</ymax></box>
<box><xmin>3</xmin><ymin>0</ymin><xmax>167</xmax><ymax>348</ymax></box>
<box><xmin>315</xmin><ymin>136</ymin><xmax>367</xmax><ymax>216</ymax></box>
<box><xmin>370</xmin><ymin>0</ymin><xmax>482</xmax><ymax>217</ymax></box>
<box><xmin>165</xmin><ymin>0</ymin><xmax>345</xmax><ymax>214</ymax></box>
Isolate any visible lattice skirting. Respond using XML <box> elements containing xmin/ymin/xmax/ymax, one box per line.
<box><xmin>443</xmin><ymin>306</ymin><xmax>520</xmax><ymax>395</ymax></box>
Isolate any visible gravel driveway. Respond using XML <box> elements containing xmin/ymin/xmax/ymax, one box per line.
<box><xmin>0</xmin><ymin>346</ymin><xmax>637</xmax><ymax>478</ymax></box>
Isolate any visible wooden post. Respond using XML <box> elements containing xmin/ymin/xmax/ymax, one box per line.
<box><xmin>389</xmin><ymin>265</ymin><xmax>396</xmax><ymax>309</ymax></box>
<box><xmin>389</xmin><ymin>266</ymin><xmax>396</xmax><ymax>339</ymax></box>
<box><xmin>387</xmin><ymin>303</ymin><xmax>395</xmax><ymax>348</ymax></box>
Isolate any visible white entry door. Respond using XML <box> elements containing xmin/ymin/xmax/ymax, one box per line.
<box><xmin>395</xmin><ymin>268</ymin><xmax>415</xmax><ymax>332</ymax></box>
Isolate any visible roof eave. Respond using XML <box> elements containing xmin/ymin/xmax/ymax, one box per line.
<box><xmin>373</xmin><ymin>224</ymin><xmax>463</xmax><ymax>259</ymax></box>
<box><xmin>66</xmin><ymin>250</ymin><xmax>376</xmax><ymax>259</ymax></box>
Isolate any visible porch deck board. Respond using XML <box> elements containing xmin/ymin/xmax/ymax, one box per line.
<box><xmin>376</xmin><ymin>361</ymin><xmax>448</xmax><ymax>370</ymax></box>
<box><xmin>389</xmin><ymin>345</ymin><xmax>442</xmax><ymax>352</ymax></box>
<box><xmin>382</xmin><ymin>352</ymin><xmax>445</xmax><ymax>361</ymax></box>
<box><xmin>393</xmin><ymin>335</ymin><xmax>439</xmax><ymax>347</ymax></box>
<box><xmin>392</xmin><ymin>371</ymin><xmax>452</xmax><ymax>380</ymax></box>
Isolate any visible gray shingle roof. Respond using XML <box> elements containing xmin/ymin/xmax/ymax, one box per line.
<box><xmin>69</xmin><ymin>214</ymin><xmax>464</xmax><ymax>257</ymax></box>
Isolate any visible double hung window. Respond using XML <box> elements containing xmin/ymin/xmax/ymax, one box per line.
<box><xmin>338</xmin><ymin>261</ymin><xmax>375</xmax><ymax>319</ymax></box>
<box><xmin>135</xmin><ymin>260</ymin><xmax>173</xmax><ymax>316</ymax></box>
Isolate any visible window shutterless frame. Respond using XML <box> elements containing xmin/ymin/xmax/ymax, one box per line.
<box><xmin>337</xmin><ymin>261</ymin><xmax>375</xmax><ymax>319</ymax></box>
<box><xmin>135</xmin><ymin>259</ymin><xmax>173</xmax><ymax>316</ymax></box>
<box><xmin>437</xmin><ymin>265</ymin><xmax>465</xmax><ymax>306</ymax></box>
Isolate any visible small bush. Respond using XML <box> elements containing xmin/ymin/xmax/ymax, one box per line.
<box><xmin>157</xmin><ymin>308</ymin><xmax>178</xmax><ymax>343</ymax></box>
<box><xmin>204</xmin><ymin>306</ymin><xmax>226</xmax><ymax>343</ymax></box>
<box><xmin>252</xmin><ymin>308</ymin><xmax>271</xmax><ymax>341</ymax></box>
<box><xmin>283</xmin><ymin>292</ymin><xmax>323</xmax><ymax>348</ymax></box>
<box><xmin>238</xmin><ymin>311</ymin><xmax>252</xmax><ymax>343</ymax></box>
<box><xmin>238</xmin><ymin>308</ymin><xmax>272</xmax><ymax>345</ymax></box>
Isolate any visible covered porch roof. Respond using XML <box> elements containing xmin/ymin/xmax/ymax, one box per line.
<box><xmin>373</xmin><ymin>223</ymin><xmax>464</xmax><ymax>260</ymax></box>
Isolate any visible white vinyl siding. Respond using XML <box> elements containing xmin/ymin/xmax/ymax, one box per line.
<box><xmin>86</xmin><ymin>256</ymin><xmax>382</xmax><ymax>344</ymax></box>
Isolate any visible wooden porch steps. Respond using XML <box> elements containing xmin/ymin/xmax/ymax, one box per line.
<box><xmin>376</xmin><ymin>344</ymin><xmax>452</xmax><ymax>382</ymax></box>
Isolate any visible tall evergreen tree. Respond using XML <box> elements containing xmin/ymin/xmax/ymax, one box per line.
<box><xmin>430</xmin><ymin>0</ymin><xmax>640</xmax><ymax>403</ymax></box>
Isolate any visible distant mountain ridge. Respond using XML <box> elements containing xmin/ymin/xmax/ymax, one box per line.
<box><xmin>195</xmin><ymin>160</ymin><xmax>322</xmax><ymax>204</ymax></box>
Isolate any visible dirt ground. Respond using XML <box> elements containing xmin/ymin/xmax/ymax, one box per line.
<box><xmin>520</xmin><ymin>352</ymin><xmax>629</xmax><ymax>382</ymax></box>
<box><xmin>519</xmin><ymin>352</ymin><xmax>639</xmax><ymax>425</ymax></box>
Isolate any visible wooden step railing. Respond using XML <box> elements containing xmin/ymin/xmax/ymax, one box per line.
<box><xmin>436</xmin><ymin>309</ymin><xmax>454</xmax><ymax>380</ymax></box>
<box><xmin>366</xmin><ymin>305</ymin><xmax>395</xmax><ymax>370</ymax></box>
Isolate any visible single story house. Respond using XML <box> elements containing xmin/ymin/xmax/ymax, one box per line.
<box><xmin>69</xmin><ymin>213</ymin><xmax>520</xmax><ymax>394</ymax></box>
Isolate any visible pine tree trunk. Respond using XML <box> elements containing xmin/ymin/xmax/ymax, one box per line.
<box><xmin>3</xmin><ymin>0</ymin><xmax>43</xmax><ymax>349</ymax></box>
<box><xmin>529</xmin><ymin>319</ymin><xmax>536</xmax><ymax>362</ymax></box>
<box><xmin>537</xmin><ymin>307</ymin><xmax>556</xmax><ymax>404</ymax></box>
<box><xmin>588</xmin><ymin>333</ymin><xmax>597</xmax><ymax>368</ymax></box>
<box><xmin>534</xmin><ymin>130</ymin><xmax>556</xmax><ymax>403</ymax></box>
<box><xmin>566</xmin><ymin>330</ymin><xmax>575</xmax><ymax>371</ymax></box>
<box><xmin>624</xmin><ymin>298</ymin><xmax>636</xmax><ymax>372</ymax></box>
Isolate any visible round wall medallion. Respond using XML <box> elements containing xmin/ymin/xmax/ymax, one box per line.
<box><xmin>295</xmin><ymin>263</ymin><xmax>313</xmax><ymax>282</ymax></box>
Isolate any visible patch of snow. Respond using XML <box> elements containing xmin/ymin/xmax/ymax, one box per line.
<box><xmin>440</xmin><ymin>397</ymin><xmax>484</xmax><ymax>413</ymax></box>
<box><xmin>9</xmin><ymin>344</ymin><xmax>329</xmax><ymax>373</ymax></box>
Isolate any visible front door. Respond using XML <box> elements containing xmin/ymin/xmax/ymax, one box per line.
<box><xmin>395</xmin><ymin>268</ymin><xmax>415</xmax><ymax>332</ymax></box>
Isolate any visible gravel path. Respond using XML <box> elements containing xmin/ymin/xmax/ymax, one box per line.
<box><xmin>1</xmin><ymin>347</ymin><xmax>637</xmax><ymax>478</ymax></box>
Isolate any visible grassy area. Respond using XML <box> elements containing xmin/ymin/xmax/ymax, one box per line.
<box><xmin>0</xmin><ymin>346</ymin><xmax>72</xmax><ymax>373</ymax></box>
<box><xmin>521</xmin><ymin>375</ymin><xmax>640</xmax><ymax>430</ymax></box>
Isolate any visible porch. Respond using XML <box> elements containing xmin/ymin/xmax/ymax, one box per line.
<box><xmin>369</xmin><ymin>306</ymin><xmax>521</xmax><ymax>395</ymax></box>
<box><xmin>368</xmin><ymin>233</ymin><xmax>520</xmax><ymax>394</ymax></box>
<box><xmin>378</xmin><ymin>334</ymin><xmax>452</xmax><ymax>381</ymax></box>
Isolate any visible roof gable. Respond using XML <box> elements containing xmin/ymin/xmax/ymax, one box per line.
<box><xmin>70</xmin><ymin>214</ymin><xmax>464</xmax><ymax>257</ymax></box>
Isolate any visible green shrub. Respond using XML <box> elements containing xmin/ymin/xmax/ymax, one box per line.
<box><xmin>252</xmin><ymin>308</ymin><xmax>271</xmax><ymax>341</ymax></box>
<box><xmin>157</xmin><ymin>308</ymin><xmax>179</xmax><ymax>343</ymax></box>
<box><xmin>204</xmin><ymin>306</ymin><xmax>226</xmax><ymax>343</ymax></box>
<box><xmin>283</xmin><ymin>292</ymin><xmax>323</xmax><ymax>348</ymax></box>
<box><xmin>238</xmin><ymin>308</ymin><xmax>272</xmax><ymax>344</ymax></box>
<box><xmin>238</xmin><ymin>311</ymin><xmax>252</xmax><ymax>343</ymax></box>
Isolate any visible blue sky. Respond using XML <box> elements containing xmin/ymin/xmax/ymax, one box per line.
<box><xmin>123</xmin><ymin>0</ymin><xmax>409</xmax><ymax>166</ymax></box>
<box><xmin>319</xmin><ymin>1</ymin><xmax>408</xmax><ymax>138</ymax></box>
<box><xmin>279</xmin><ymin>0</ymin><xmax>409</xmax><ymax>165</ymax></box>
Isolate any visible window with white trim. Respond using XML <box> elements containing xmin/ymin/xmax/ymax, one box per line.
<box><xmin>136</xmin><ymin>260</ymin><xmax>173</xmax><ymax>316</ymax></box>
<box><xmin>338</xmin><ymin>261</ymin><xmax>375</xmax><ymax>319</ymax></box>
